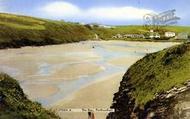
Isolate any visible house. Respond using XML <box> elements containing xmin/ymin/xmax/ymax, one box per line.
<box><xmin>123</xmin><ymin>34</ymin><xmax>133</xmax><ymax>38</ymax></box>
<box><xmin>113</xmin><ymin>34</ymin><xmax>145</xmax><ymax>39</ymax></box>
<box><xmin>165</xmin><ymin>32</ymin><xmax>176</xmax><ymax>38</ymax></box>
<box><xmin>155</xmin><ymin>33</ymin><xmax>161</xmax><ymax>38</ymax></box>
<box><xmin>99</xmin><ymin>25</ymin><xmax>113</xmax><ymax>28</ymax></box>
<box><xmin>112</xmin><ymin>34</ymin><xmax>123</xmax><ymax>39</ymax></box>
<box><xmin>137</xmin><ymin>34</ymin><xmax>145</xmax><ymax>39</ymax></box>
<box><xmin>149</xmin><ymin>32</ymin><xmax>160</xmax><ymax>39</ymax></box>
<box><xmin>175</xmin><ymin>32</ymin><xmax>188</xmax><ymax>40</ymax></box>
<box><xmin>112</xmin><ymin>36</ymin><xmax>117</xmax><ymax>39</ymax></box>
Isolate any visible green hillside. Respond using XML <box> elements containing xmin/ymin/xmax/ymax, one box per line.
<box><xmin>127</xmin><ymin>43</ymin><xmax>190</xmax><ymax>105</ymax></box>
<box><xmin>93</xmin><ymin>25</ymin><xmax>190</xmax><ymax>40</ymax></box>
<box><xmin>92</xmin><ymin>25</ymin><xmax>147</xmax><ymax>40</ymax></box>
<box><xmin>0</xmin><ymin>13</ymin><xmax>189</xmax><ymax>48</ymax></box>
<box><xmin>0</xmin><ymin>73</ymin><xmax>60</xmax><ymax>119</ymax></box>
<box><xmin>0</xmin><ymin>13</ymin><xmax>93</xmax><ymax>48</ymax></box>
<box><xmin>107</xmin><ymin>43</ymin><xmax>190</xmax><ymax>119</ymax></box>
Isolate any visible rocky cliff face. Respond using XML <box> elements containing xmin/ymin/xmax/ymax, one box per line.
<box><xmin>107</xmin><ymin>43</ymin><xmax>190</xmax><ymax>119</ymax></box>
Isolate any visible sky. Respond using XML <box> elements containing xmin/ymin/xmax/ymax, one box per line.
<box><xmin>0</xmin><ymin>0</ymin><xmax>190</xmax><ymax>25</ymax></box>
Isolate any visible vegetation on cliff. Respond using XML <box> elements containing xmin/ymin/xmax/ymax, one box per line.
<box><xmin>93</xmin><ymin>25</ymin><xmax>190</xmax><ymax>41</ymax></box>
<box><xmin>128</xmin><ymin>42</ymin><xmax>190</xmax><ymax>105</ymax></box>
<box><xmin>108</xmin><ymin>42</ymin><xmax>190</xmax><ymax>119</ymax></box>
<box><xmin>0</xmin><ymin>13</ymin><xmax>189</xmax><ymax>49</ymax></box>
<box><xmin>0</xmin><ymin>13</ymin><xmax>93</xmax><ymax>48</ymax></box>
<box><xmin>0</xmin><ymin>73</ymin><xmax>60</xmax><ymax>119</ymax></box>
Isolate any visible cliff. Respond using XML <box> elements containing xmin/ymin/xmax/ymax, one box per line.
<box><xmin>107</xmin><ymin>43</ymin><xmax>190</xmax><ymax>119</ymax></box>
<box><xmin>0</xmin><ymin>73</ymin><xmax>60</xmax><ymax>119</ymax></box>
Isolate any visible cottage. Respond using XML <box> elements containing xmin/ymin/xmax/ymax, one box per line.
<box><xmin>155</xmin><ymin>33</ymin><xmax>161</xmax><ymax>38</ymax></box>
<box><xmin>165</xmin><ymin>32</ymin><xmax>176</xmax><ymax>38</ymax></box>
<box><xmin>123</xmin><ymin>34</ymin><xmax>133</xmax><ymax>38</ymax></box>
<box><xmin>99</xmin><ymin>25</ymin><xmax>113</xmax><ymax>28</ymax></box>
<box><xmin>112</xmin><ymin>34</ymin><xmax>123</xmax><ymax>39</ymax></box>
<box><xmin>149</xmin><ymin>32</ymin><xmax>160</xmax><ymax>39</ymax></box>
<box><xmin>123</xmin><ymin>34</ymin><xmax>145</xmax><ymax>39</ymax></box>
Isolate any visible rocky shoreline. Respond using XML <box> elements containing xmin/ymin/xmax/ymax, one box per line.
<box><xmin>107</xmin><ymin>78</ymin><xmax>190</xmax><ymax>119</ymax></box>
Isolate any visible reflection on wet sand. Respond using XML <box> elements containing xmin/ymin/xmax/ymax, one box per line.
<box><xmin>55</xmin><ymin>73</ymin><xmax>123</xmax><ymax>119</ymax></box>
<box><xmin>0</xmin><ymin>40</ymin><xmax>179</xmax><ymax>119</ymax></box>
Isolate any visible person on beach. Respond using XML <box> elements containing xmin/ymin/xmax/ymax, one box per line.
<box><xmin>88</xmin><ymin>112</ymin><xmax>95</xmax><ymax>119</ymax></box>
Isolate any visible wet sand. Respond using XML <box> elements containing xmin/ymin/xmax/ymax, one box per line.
<box><xmin>108</xmin><ymin>56</ymin><xmax>142</xmax><ymax>67</ymax></box>
<box><xmin>55</xmin><ymin>73</ymin><xmax>123</xmax><ymax>119</ymax></box>
<box><xmin>23</xmin><ymin>84</ymin><xmax>59</xmax><ymax>99</ymax></box>
<box><xmin>55</xmin><ymin>73</ymin><xmax>123</xmax><ymax>107</ymax></box>
<box><xmin>0</xmin><ymin>42</ymin><xmax>101</xmax><ymax>81</ymax></box>
<box><xmin>0</xmin><ymin>41</ymin><xmax>180</xmax><ymax>119</ymax></box>
<box><xmin>51</xmin><ymin>63</ymin><xmax>104</xmax><ymax>80</ymax></box>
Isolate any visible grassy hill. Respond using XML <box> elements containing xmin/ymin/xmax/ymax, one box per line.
<box><xmin>91</xmin><ymin>25</ymin><xmax>147</xmax><ymax>40</ymax></box>
<box><xmin>0</xmin><ymin>13</ymin><xmax>189</xmax><ymax>48</ymax></box>
<box><xmin>0</xmin><ymin>13</ymin><xmax>93</xmax><ymax>48</ymax></box>
<box><xmin>108</xmin><ymin>43</ymin><xmax>190</xmax><ymax>119</ymax></box>
<box><xmin>0</xmin><ymin>73</ymin><xmax>60</xmax><ymax>119</ymax></box>
<box><xmin>127</xmin><ymin>43</ymin><xmax>190</xmax><ymax>105</ymax></box>
<box><xmin>93</xmin><ymin>25</ymin><xmax>190</xmax><ymax>40</ymax></box>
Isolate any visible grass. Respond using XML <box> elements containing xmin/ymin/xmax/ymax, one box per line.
<box><xmin>124</xmin><ymin>43</ymin><xmax>190</xmax><ymax>105</ymax></box>
<box><xmin>0</xmin><ymin>73</ymin><xmax>60</xmax><ymax>119</ymax></box>
<box><xmin>0</xmin><ymin>12</ymin><xmax>189</xmax><ymax>48</ymax></box>
<box><xmin>91</xmin><ymin>25</ymin><xmax>147</xmax><ymax>40</ymax></box>
<box><xmin>164</xmin><ymin>26</ymin><xmax>190</xmax><ymax>34</ymax></box>
<box><xmin>0</xmin><ymin>13</ymin><xmax>94</xmax><ymax>48</ymax></box>
<box><xmin>92</xmin><ymin>25</ymin><xmax>190</xmax><ymax>41</ymax></box>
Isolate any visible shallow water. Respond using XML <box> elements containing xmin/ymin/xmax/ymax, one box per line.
<box><xmin>0</xmin><ymin>41</ymin><xmax>179</xmax><ymax>107</ymax></box>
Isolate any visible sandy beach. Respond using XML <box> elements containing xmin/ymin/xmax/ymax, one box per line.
<box><xmin>0</xmin><ymin>41</ymin><xmax>180</xmax><ymax>119</ymax></box>
<box><xmin>51</xmin><ymin>63</ymin><xmax>104</xmax><ymax>80</ymax></box>
<box><xmin>55</xmin><ymin>73</ymin><xmax>123</xmax><ymax>119</ymax></box>
<box><xmin>0</xmin><ymin>42</ymin><xmax>101</xmax><ymax>81</ymax></box>
<box><xmin>108</xmin><ymin>56</ymin><xmax>142</xmax><ymax>67</ymax></box>
<box><xmin>23</xmin><ymin>84</ymin><xmax>59</xmax><ymax>99</ymax></box>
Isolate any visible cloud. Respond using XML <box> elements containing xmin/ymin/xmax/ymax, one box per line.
<box><xmin>87</xmin><ymin>7</ymin><xmax>154</xmax><ymax>21</ymax></box>
<box><xmin>41</xmin><ymin>1</ymin><xmax>80</xmax><ymax>18</ymax></box>
<box><xmin>40</xmin><ymin>1</ymin><xmax>155</xmax><ymax>23</ymax></box>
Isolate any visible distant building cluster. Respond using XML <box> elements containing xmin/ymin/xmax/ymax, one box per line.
<box><xmin>112</xmin><ymin>30</ymin><xmax>190</xmax><ymax>41</ymax></box>
<box><xmin>112</xmin><ymin>34</ymin><xmax>145</xmax><ymax>39</ymax></box>
<box><xmin>81</xmin><ymin>23</ymin><xmax>114</xmax><ymax>29</ymax></box>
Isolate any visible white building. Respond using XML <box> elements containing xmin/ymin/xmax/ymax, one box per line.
<box><xmin>149</xmin><ymin>32</ymin><xmax>160</xmax><ymax>39</ymax></box>
<box><xmin>165</xmin><ymin>32</ymin><xmax>176</xmax><ymax>38</ymax></box>
<box><xmin>112</xmin><ymin>34</ymin><xmax>123</xmax><ymax>39</ymax></box>
<box><xmin>155</xmin><ymin>34</ymin><xmax>161</xmax><ymax>38</ymax></box>
<box><xmin>99</xmin><ymin>25</ymin><xmax>113</xmax><ymax>28</ymax></box>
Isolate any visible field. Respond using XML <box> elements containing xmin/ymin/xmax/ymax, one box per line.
<box><xmin>0</xmin><ymin>12</ymin><xmax>189</xmax><ymax>48</ymax></box>
<box><xmin>93</xmin><ymin>25</ymin><xmax>190</xmax><ymax>41</ymax></box>
<box><xmin>0</xmin><ymin>13</ymin><xmax>94</xmax><ymax>48</ymax></box>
